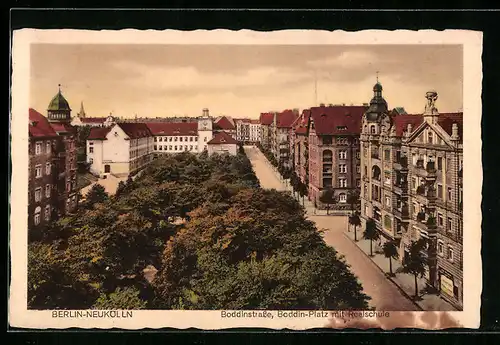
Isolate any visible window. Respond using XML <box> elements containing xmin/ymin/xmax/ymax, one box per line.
<box><xmin>159</xmin><ymin>146</ymin><xmax>163</xmax><ymax>151</ymax></box>
<box><xmin>385</xmin><ymin>195</ymin><xmax>391</xmax><ymax>207</ymax></box>
<box><xmin>370</xmin><ymin>125</ymin><xmax>376</xmax><ymax>134</ymax></box>
<box><xmin>204</xmin><ymin>137</ymin><xmax>207</xmax><ymax>142</ymax></box>
<box><xmin>339</xmin><ymin>193</ymin><xmax>347</xmax><ymax>203</ymax></box>
<box><xmin>34</xmin><ymin>207</ymin><xmax>41</xmax><ymax>225</ymax></box>
<box><xmin>35</xmin><ymin>188</ymin><xmax>42</xmax><ymax>202</ymax></box>
<box><xmin>45</xmin><ymin>163</ymin><xmax>51</xmax><ymax>175</ymax></box>
<box><xmin>447</xmin><ymin>246</ymin><xmax>454</xmax><ymax>262</ymax></box>
<box><xmin>384</xmin><ymin>215</ymin><xmax>392</xmax><ymax>229</ymax></box>
<box><xmin>44</xmin><ymin>205</ymin><xmax>51</xmax><ymax>221</ymax></box>
<box><xmin>180</xmin><ymin>137</ymin><xmax>183</xmax><ymax>142</ymax></box>
<box><xmin>384</xmin><ymin>172</ymin><xmax>391</xmax><ymax>185</ymax></box>
<box><xmin>174</xmin><ymin>137</ymin><xmax>178</xmax><ymax>142</ymax></box>
<box><xmin>447</xmin><ymin>217</ymin><xmax>453</xmax><ymax>231</ymax></box>
<box><xmin>338</xmin><ymin>178</ymin><xmax>347</xmax><ymax>188</ymax></box>
<box><xmin>163</xmin><ymin>145</ymin><xmax>167</xmax><ymax>150</ymax></box>
<box><xmin>438</xmin><ymin>241</ymin><xmax>444</xmax><ymax>256</ymax></box>
<box><xmin>356</xmin><ymin>165</ymin><xmax>361</xmax><ymax>174</ymax></box>
<box><xmin>384</xmin><ymin>150</ymin><xmax>390</xmax><ymax>160</ymax></box>
<box><xmin>89</xmin><ymin>158</ymin><xmax>93</xmax><ymax>164</ymax></box>
<box><xmin>89</xmin><ymin>146</ymin><xmax>94</xmax><ymax>153</ymax></box>
<box><xmin>438</xmin><ymin>213</ymin><xmax>444</xmax><ymax>226</ymax></box>
<box><xmin>338</xmin><ymin>150</ymin><xmax>347</xmax><ymax>160</ymax></box>
<box><xmin>175</xmin><ymin>146</ymin><xmax>178</xmax><ymax>151</ymax></box>
<box><xmin>159</xmin><ymin>137</ymin><xmax>163</xmax><ymax>142</ymax></box>
<box><xmin>437</xmin><ymin>157</ymin><xmax>443</xmax><ymax>170</ymax></box>
<box><xmin>364</xmin><ymin>166</ymin><xmax>367</xmax><ymax>176</ymax></box>
<box><xmin>45</xmin><ymin>184</ymin><xmax>51</xmax><ymax>198</ymax></box>
<box><xmin>185</xmin><ymin>137</ymin><xmax>188</xmax><ymax>142</ymax></box>
<box><xmin>190</xmin><ymin>137</ymin><xmax>193</xmax><ymax>142</ymax></box>
<box><xmin>46</xmin><ymin>141</ymin><xmax>51</xmax><ymax>154</ymax></box>
<box><xmin>356</xmin><ymin>151</ymin><xmax>360</xmax><ymax>159</ymax></box>
<box><xmin>190</xmin><ymin>145</ymin><xmax>193</xmax><ymax>150</ymax></box>
<box><xmin>411</xmin><ymin>177</ymin><xmax>417</xmax><ymax>189</ymax></box>
<box><xmin>35</xmin><ymin>165</ymin><xmax>42</xmax><ymax>178</ymax></box>
<box><xmin>448</xmin><ymin>187</ymin><xmax>453</xmax><ymax>202</ymax></box>
<box><xmin>169</xmin><ymin>145</ymin><xmax>172</xmax><ymax>150</ymax></box>
<box><xmin>339</xmin><ymin>164</ymin><xmax>347</xmax><ymax>173</ymax></box>
<box><xmin>437</xmin><ymin>184</ymin><xmax>443</xmax><ymax>199</ymax></box>
<box><xmin>428</xmin><ymin>131</ymin><xmax>434</xmax><ymax>144</ymax></box>
<box><xmin>154</xmin><ymin>145</ymin><xmax>157</xmax><ymax>150</ymax></box>
<box><xmin>35</xmin><ymin>142</ymin><xmax>42</xmax><ymax>155</ymax></box>
<box><xmin>154</xmin><ymin>137</ymin><xmax>157</xmax><ymax>142</ymax></box>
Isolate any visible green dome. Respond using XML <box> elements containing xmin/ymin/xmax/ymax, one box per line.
<box><xmin>48</xmin><ymin>90</ymin><xmax>71</xmax><ymax>112</ymax></box>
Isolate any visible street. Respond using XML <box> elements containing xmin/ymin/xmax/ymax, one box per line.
<box><xmin>244</xmin><ymin>145</ymin><xmax>418</xmax><ymax>311</ymax></box>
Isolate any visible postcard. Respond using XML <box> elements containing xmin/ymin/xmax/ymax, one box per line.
<box><xmin>9</xmin><ymin>28</ymin><xmax>482</xmax><ymax>330</ymax></box>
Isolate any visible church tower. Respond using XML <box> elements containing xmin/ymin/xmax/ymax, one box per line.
<box><xmin>47</xmin><ymin>85</ymin><xmax>72</xmax><ymax>123</ymax></box>
<box><xmin>77</xmin><ymin>101</ymin><xmax>86</xmax><ymax>119</ymax></box>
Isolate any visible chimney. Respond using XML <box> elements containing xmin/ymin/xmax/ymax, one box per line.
<box><xmin>363</xmin><ymin>103</ymin><xmax>369</xmax><ymax>106</ymax></box>
<box><xmin>203</xmin><ymin>108</ymin><xmax>209</xmax><ymax>117</ymax></box>
<box><xmin>328</xmin><ymin>103</ymin><xmax>334</xmax><ymax>107</ymax></box>
<box><xmin>451</xmin><ymin>123</ymin><xmax>459</xmax><ymax>140</ymax></box>
<box><xmin>292</xmin><ymin>108</ymin><xmax>299</xmax><ymax>115</ymax></box>
<box><xmin>406</xmin><ymin>123</ymin><xmax>413</xmax><ymax>137</ymax></box>
<box><xmin>320</xmin><ymin>103</ymin><xmax>325</xmax><ymax>107</ymax></box>
<box><xmin>342</xmin><ymin>103</ymin><xmax>345</xmax><ymax>106</ymax></box>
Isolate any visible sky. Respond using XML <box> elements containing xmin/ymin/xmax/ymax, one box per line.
<box><xmin>30</xmin><ymin>44</ymin><xmax>463</xmax><ymax>119</ymax></box>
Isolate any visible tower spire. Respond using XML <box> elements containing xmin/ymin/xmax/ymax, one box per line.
<box><xmin>58</xmin><ymin>84</ymin><xmax>62</xmax><ymax>93</ymax></box>
<box><xmin>376</xmin><ymin>71</ymin><xmax>379</xmax><ymax>83</ymax></box>
<box><xmin>78</xmin><ymin>101</ymin><xmax>86</xmax><ymax>118</ymax></box>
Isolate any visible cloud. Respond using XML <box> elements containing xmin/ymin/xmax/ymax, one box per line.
<box><xmin>308</xmin><ymin>50</ymin><xmax>376</xmax><ymax>69</ymax></box>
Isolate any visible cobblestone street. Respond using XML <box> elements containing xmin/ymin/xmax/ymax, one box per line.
<box><xmin>244</xmin><ymin>145</ymin><xmax>419</xmax><ymax>311</ymax></box>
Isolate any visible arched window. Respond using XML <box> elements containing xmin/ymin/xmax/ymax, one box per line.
<box><xmin>323</xmin><ymin>150</ymin><xmax>333</xmax><ymax>163</ymax></box>
<box><xmin>34</xmin><ymin>206</ymin><xmax>41</xmax><ymax>225</ymax></box>
<box><xmin>372</xmin><ymin>165</ymin><xmax>381</xmax><ymax>180</ymax></box>
<box><xmin>339</xmin><ymin>193</ymin><xmax>347</xmax><ymax>203</ymax></box>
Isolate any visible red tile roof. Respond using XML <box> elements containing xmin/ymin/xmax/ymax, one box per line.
<box><xmin>117</xmin><ymin>123</ymin><xmax>152</xmax><ymax>139</ymax></box>
<box><xmin>309</xmin><ymin>105</ymin><xmax>367</xmax><ymax>135</ymax></box>
<box><xmin>392</xmin><ymin>114</ymin><xmax>424</xmax><ymax>137</ymax></box>
<box><xmin>250</xmin><ymin>119</ymin><xmax>260</xmax><ymax>125</ymax></box>
<box><xmin>29</xmin><ymin>108</ymin><xmax>58</xmax><ymax>138</ymax></box>
<box><xmin>88</xmin><ymin>127</ymin><xmax>112</xmax><ymax>140</ymax></box>
<box><xmin>82</xmin><ymin>117</ymin><xmax>106</xmax><ymax>123</ymax></box>
<box><xmin>276</xmin><ymin>110</ymin><xmax>299</xmax><ymax>128</ymax></box>
<box><xmin>146</xmin><ymin>122</ymin><xmax>198</xmax><ymax>136</ymax></box>
<box><xmin>293</xmin><ymin>110</ymin><xmax>311</xmax><ymax>135</ymax></box>
<box><xmin>207</xmin><ymin>131</ymin><xmax>238</xmax><ymax>145</ymax></box>
<box><xmin>437</xmin><ymin>112</ymin><xmax>463</xmax><ymax>138</ymax></box>
<box><xmin>49</xmin><ymin>122</ymin><xmax>76</xmax><ymax>135</ymax></box>
<box><xmin>259</xmin><ymin>112</ymin><xmax>274</xmax><ymax>126</ymax></box>
<box><xmin>214</xmin><ymin>116</ymin><xmax>236</xmax><ymax>130</ymax></box>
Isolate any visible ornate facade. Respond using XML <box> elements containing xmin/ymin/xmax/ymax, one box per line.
<box><xmin>360</xmin><ymin>83</ymin><xmax>463</xmax><ymax>309</ymax></box>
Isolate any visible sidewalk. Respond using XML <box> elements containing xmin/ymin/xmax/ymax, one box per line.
<box><xmin>344</xmin><ymin>229</ymin><xmax>458</xmax><ymax>311</ymax></box>
<box><xmin>262</xmin><ymin>157</ymin><xmax>350</xmax><ymax>217</ymax></box>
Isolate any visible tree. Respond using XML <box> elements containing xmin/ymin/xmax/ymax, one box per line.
<box><xmin>401</xmin><ymin>238</ymin><xmax>428</xmax><ymax>300</ymax></box>
<box><xmin>115</xmin><ymin>181</ymin><xmax>127</xmax><ymax>198</ymax></box>
<box><xmin>363</xmin><ymin>218</ymin><xmax>380</xmax><ymax>256</ymax></box>
<box><xmin>319</xmin><ymin>188</ymin><xmax>336</xmax><ymax>215</ymax></box>
<box><xmin>348</xmin><ymin>211</ymin><xmax>362</xmax><ymax>242</ymax></box>
<box><xmin>298</xmin><ymin>182</ymin><xmax>307</xmax><ymax>206</ymax></box>
<box><xmin>84</xmin><ymin>183</ymin><xmax>109</xmax><ymax>209</ymax></box>
<box><xmin>93</xmin><ymin>286</ymin><xmax>148</xmax><ymax>310</ymax></box>
<box><xmin>382</xmin><ymin>240</ymin><xmax>399</xmax><ymax>276</ymax></box>
<box><xmin>154</xmin><ymin>187</ymin><xmax>370</xmax><ymax>310</ymax></box>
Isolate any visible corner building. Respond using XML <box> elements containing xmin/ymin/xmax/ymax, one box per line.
<box><xmin>360</xmin><ymin>82</ymin><xmax>463</xmax><ymax>309</ymax></box>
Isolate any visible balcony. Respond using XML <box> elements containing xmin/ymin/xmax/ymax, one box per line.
<box><xmin>393</xmin><ymin>156</ymin><xmax>409</xmax><ymax>170</ymax></box>
<box><xmin>371</xmin><ymin>152</ymin><xmax>380</xmax><ymax>160</ymax></box>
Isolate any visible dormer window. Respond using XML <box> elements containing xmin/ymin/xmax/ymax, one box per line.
<box><xmin>337</xmin><ymin>126</ymin><xmax>347</xmax><ymax>131</ymax></box>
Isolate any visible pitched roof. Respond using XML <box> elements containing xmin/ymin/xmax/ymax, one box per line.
<box><xmin>48</xmin><ymin>90</ymin><xmax>71</xmax><ymax>111</ymax></box>
<box><xmin>392</xmin><ymin>114</ymin><xmax>424</xmax><ymax>137</ymax></box>
<box><xmin>250</xmin><ymin>119</ymin><xmax>260</xmax><ymax>125</ymax></box>
<box><xmin>293</xmin><ymin>110</ymin><xmax>311</xmax><ymax>135</ymax></box>
<box><xmin>259</xmin><ymin>112</ymin><xmax>274</xmax><ymax>125</ymax></box>
<box><xmin>146</xmin><ymin>122</ymin><xmax>198</xmax><ymax>136</ymax></box>
<box><xmin>117</xmin><ymin>123</ymin><xmax>152</xmax><ymax>139</ymax></box>
<box><xmin>50</xmin><ymin>122</ymin><xmax>76</xmax><ymax>135</ymax></box>
<box><xmin>207</xmin><ymin>131</ymin><xmax>238</xmax><ymax>145</ymax></box>
<box><xmin>276</xmin><ymin>110</ymin><xmax>299</xmax><ymax>128</ymax></box>
<box><xmin>29</xmin><ymin>108</ymin><xmax>58</xmax><ymax>138</ymax></box>
<box><xmin>88</xmin><ymin>127</ymin><xmax>112</xmax><ymax>140</ymax></box>
<box><xmin>214</xmin><ymin>116</ymin><xmax>235</xmax><ymax>130</ymax></box>
<box><xmin>309</xmin><ymin>105</ymin><xmax>367</xmax><ymax>135</ymax></box>
<box><xmin>437</xmin><ymin>112</ymin><xmax>463</xmax><ymax>138</ymax></box>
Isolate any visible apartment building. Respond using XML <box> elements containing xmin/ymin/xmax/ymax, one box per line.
<box><xmin>360</xmin><ymin>83</ymin><xmax>463</xmax><ymax>309</ymax></box>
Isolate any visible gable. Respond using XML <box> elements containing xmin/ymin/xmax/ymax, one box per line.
<box><xmin>407</xmin><ymin>121</ymin><xmax>453</xmax><ymax>148</ymax></box>
<box><xmin>106</xmin><ymin>124</ymin><xmax>128</xmax><ymax>140</ymax></box>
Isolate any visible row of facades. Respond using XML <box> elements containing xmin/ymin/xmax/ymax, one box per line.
<box><xmin>258</xmin><ymin>82</ymin><xmax>463</xmax><ymax>310</ymax></box>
